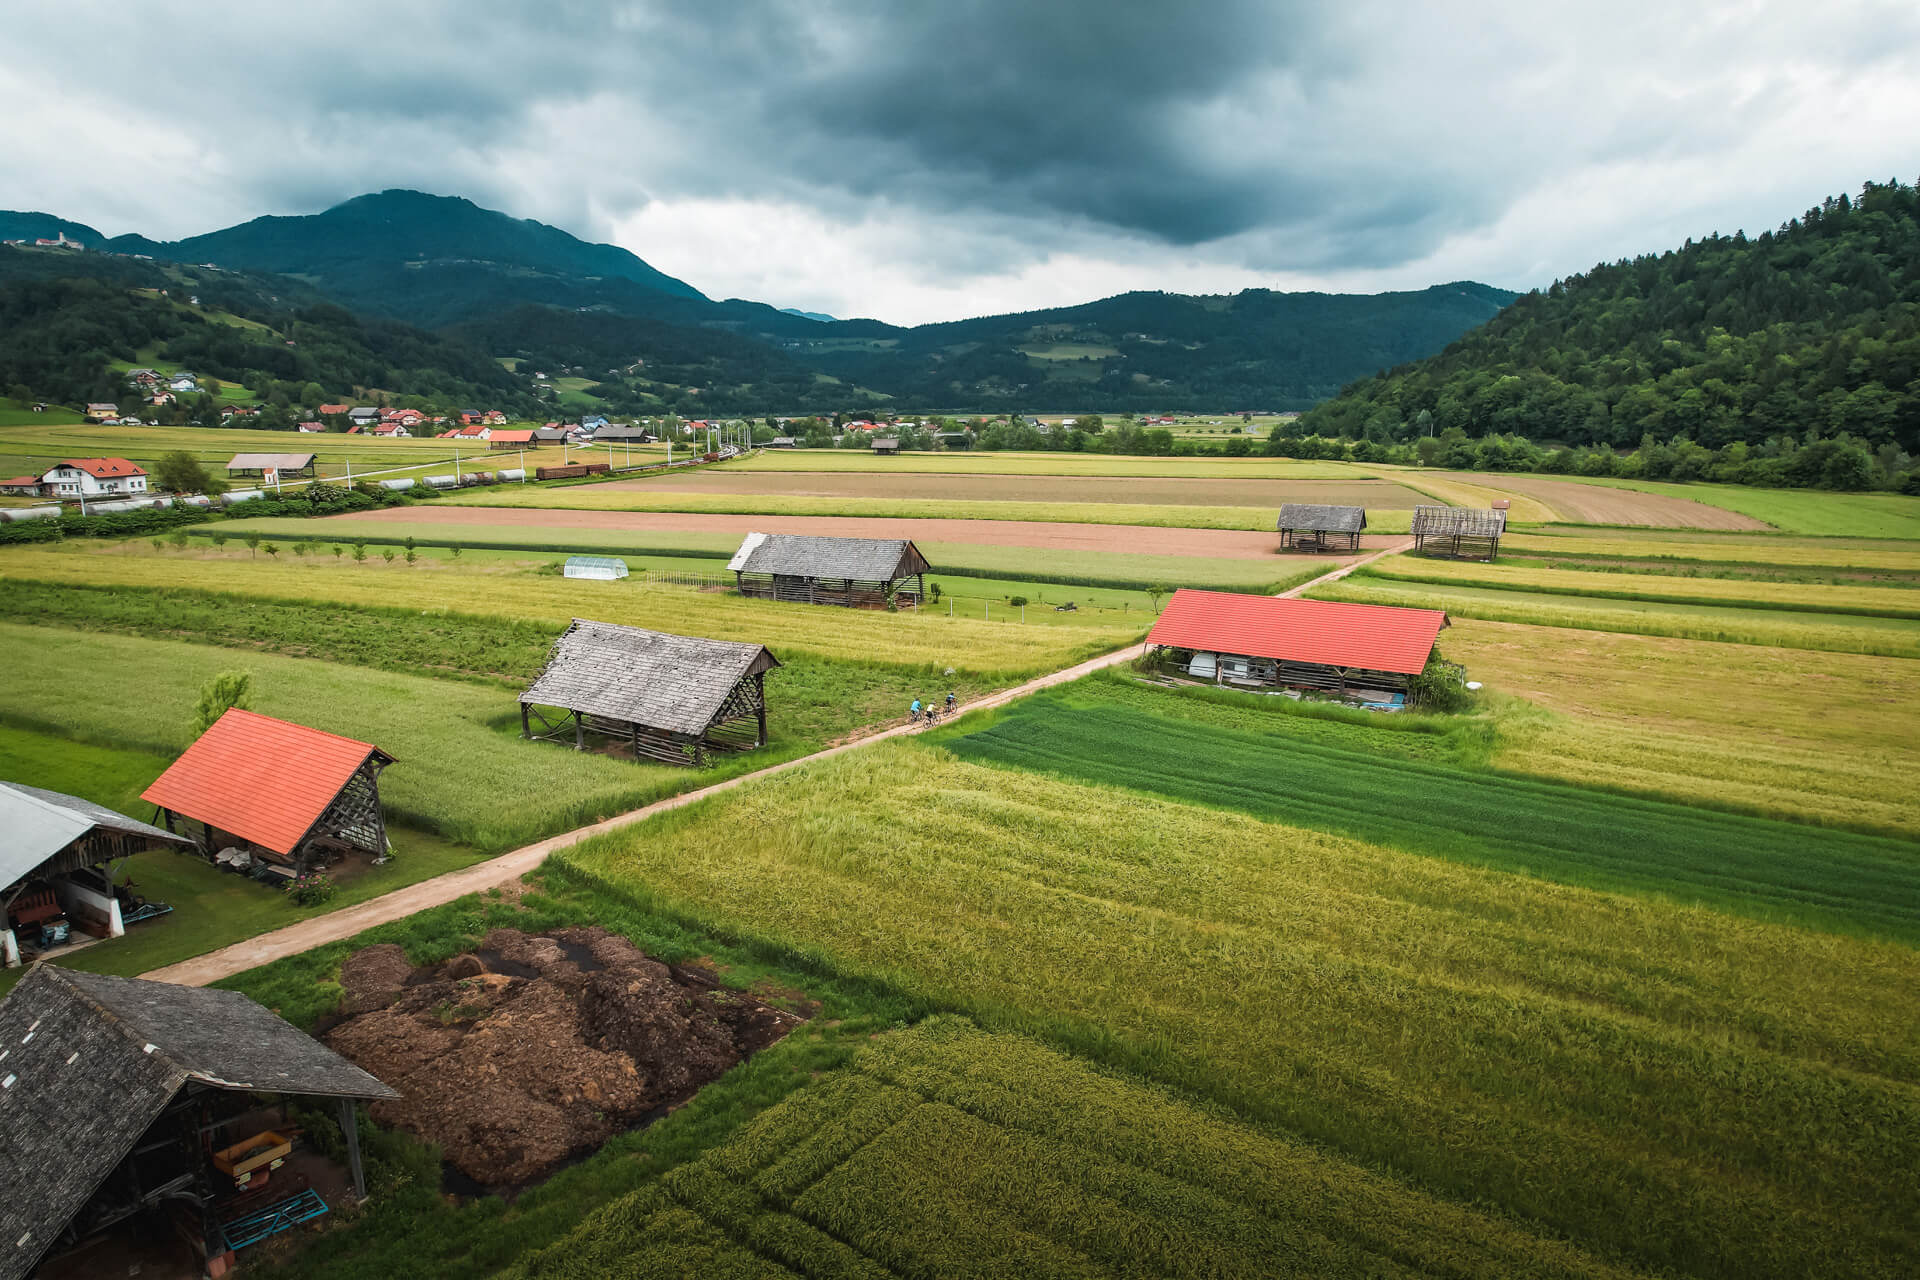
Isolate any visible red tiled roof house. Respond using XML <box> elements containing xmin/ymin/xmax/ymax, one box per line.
<box><xmin>38</xmin><ymin>458</ymin><xmax>147</xmax><ymax>499</ymax></box>
<box><xmin>1145</xmin><ymin>589</ymin><xmax>1451</xmax><ymax>704</ymax></box>
<box><xmin>142</xmin><ymin>709</ymin><xmax>396</xmax><ymax>876</ymax></box>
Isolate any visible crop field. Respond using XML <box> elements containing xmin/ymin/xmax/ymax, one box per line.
<box><xmin>1581</xmin><ymin>478</ymin><xmax>1920</xmax><ymax>538</ymax></box>
<box><xmin>514</xmin><ymin>1017</ymin><xmax>1640</xmax><ymax>1280</ymax></box>
<box><xmin>1501</xmin><ymin>529</ymin><xmax>1920</xmax><ymax>572</ymax></box>
<box><xmin>732</xmin><ymin>450</ymin><xmax>1368</xmax><ymax>478</ymax></box>
<box><xmin>1437</xmin><ymin>617</ymin><xmax>1920</xmax><ymax>834</ymax></box>
<box><xmin>560</xmin><ymin>740</ymin><xmax>1920</xmax><ymax>1280</ymax></box>
<box><xmin>1422</xmin><ymin>471</ymin><xmax>1771</xmax><ymax>529</ymax></box>
<box><xmin>0</xmin><ymin>544</ymin><xmax>1143</xmax><ymax>671</ymax></box>
<box><xmin>1362</xmin><ymin>554</ymin><xmax>1920</xmax><ymax>618</ymax></box>
<box><xmin>942</xmin><ymin>695</ymin><xmax>1920</xmax><ymax>937</ymax></box>
<box><xmin>1317</xmin><ymin>574</ymin><xmax>1920</xmax><ymax>657</ymax></box>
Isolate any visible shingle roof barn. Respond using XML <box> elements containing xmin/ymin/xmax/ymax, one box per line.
<box><xmin>141</xmin><ymin>709</ymin><xmax>393</xmax><ymax>857</ymax></box>
<box><xmin>521</xmin><ymin>619</ymin><xmax>779</xmax><ymax>738</ymax></box>
<box><xmin>1276</xmin><ymin>503</ymin><xmax>1367</xmax><ymax>534</ymax></box>
<box><xmin>1410</xmin><ymin>505</ymin><xmax>1506</xmax><ymax>538</ymax></box>
<box><xmin>225</xmin><ymin>452</ymin><xmax>316</xmax><ymax>473</ymax></box>
<box><xmin>0</xmin><ymin>966</ymin><xmax>395</xmax><ymax>1280</ymax></box>
<box><xmin>0</xmin><ymin>782</ymin><xmax>187</xmax><ymax>887</ymax></box>
<box><xmin>727</xmin><ymin>532</ymin><xmax>928</xmax><ymax>582</ymax></box>
<box><xmin>1147</xmin><ymin>589</ymin><xmax>1448</xmax><ymax>675</ymax></box>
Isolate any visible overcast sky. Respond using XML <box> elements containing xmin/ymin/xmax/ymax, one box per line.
<box><xmin>5</xmin><ymin>1</ymin><xmax>1918</xmax><ymax>324</ymax></box>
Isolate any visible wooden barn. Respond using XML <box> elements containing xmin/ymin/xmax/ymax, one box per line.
<box><xmin>2</xmin><ymin>782</ymin><xmax>189</xmax><ymax>969</ymax></box>
<box><xmin>1410</xmin><ymin>505</ymin><xmax>1506</xmax><ymax>560</ymax></box>
<box><xmin>1146</xmin><ymin>588</ymin><xmax>1451</xmax><ymax>706</ymax></box>
<box><xmin>520</xmin><ymin>619</ymin><xmax>781</xmax><ymax>766</ymax></box>
<box><xmin>224</xmin><ymin>452</ymin><xmax>317</xmax><ymax>481</ymax></box>
<box><xmin>870</xmin><ymin>436</ymin><xmax>901</xmax><ymax>455</ymax></box>
<box><xmin>142</xmin><ymin>710</ymin><xmax>395</xmax><ymax>877</ymax></box>
<box><xmin>728</xmin><ymin>533</ymin><xmax>931</xmax><ymax>608</ymax></box>
<box><xmin>0</xmin><ymin>966</ymin><xmax>398</xmax><ymax>1280</ymax></box>
<box><xmin>1276</xmin><ymin>503</ymin><xmax>1367</xmax><ymax>552</ymax></box>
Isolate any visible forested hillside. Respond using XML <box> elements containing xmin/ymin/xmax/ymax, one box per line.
<box><xmin>1302</xmin><ymin>181</ymin><xmax>1920</xmax><ymax>455</ymax></box>
<box><xmin>0</xmin><ymin>248</ymin><xmax>534</xmax><ymax>414</ymax></box>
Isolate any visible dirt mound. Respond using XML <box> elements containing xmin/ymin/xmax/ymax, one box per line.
<box><xmin>323</xmin><ymin>927</ymin><xmax>806</xmax><ymax>1191</ymax></box>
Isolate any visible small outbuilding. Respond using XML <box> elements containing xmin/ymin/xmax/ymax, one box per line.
<box><xmin>1146</xmin><ymin>588</ymin><xmax>1451</xmax><ymax>706</ymax></box>
<box><xmin>142</xmin><ymin>709</ymin><xmax>395</xmax><ymax>877</ymax></box>
<box><xmin>1276</xmin><ymin>503</ymin><xmax>1367</xmax><ymax>552</ymax></box>
<box><xmin>0</xmin><ymin>966</ymin><xmax>398</xmax><ymax>1280</ymax></box>
<box><xmin>563</xmin><ymin>555</ymin><xmax>629</xmax><ymax>581</ymax></box>
<box><xmin>728</xmin><ymin>532</ymin><xmax>931</xmax><ymax>608</ymax></box>
<box><xmin>488</xmin><ymin>429</ymin><xmax>536</xmax><ymax>449</ymax></box>
<box><xmin>519</xmin><ymin>619</ymin><xmax>780</xmax><ymax>765</ymax></box>
<box><xmin>870</xmin><ymin>437</ymin><xmax>900</xmax><ymax>455</ymax></box>
<box><xmin>1410</xmin><ymin>505</ymin><xmax>1505</xmax><ymax>560</ymax></box>
<box><xmin>2</xmin><ymin>782</ymin><xmax>189</xmax><ymax>968</ymax></box>
<box><xmin>225</xmin><ymin>452</ymin><xmax>317</xmax><ymax>480</ymax></box>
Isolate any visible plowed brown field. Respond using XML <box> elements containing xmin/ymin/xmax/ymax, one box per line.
<box><xmin>1436</xmin><ymin>474</ymin><xmax>1768</xmax><ymax>529</ymax></box>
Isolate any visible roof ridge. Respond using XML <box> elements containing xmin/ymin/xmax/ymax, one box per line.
<box><xmin>33</xmin><ymin>968</ymin><xmax>189</xmax><ymax>1076</ymax></box>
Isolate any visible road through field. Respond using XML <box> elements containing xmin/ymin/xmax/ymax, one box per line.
<box><xmin>346</xmin><ymin>503</ymin><xmax>1315</xmax><ymax>558</ymax></box>
<box><xmin>141</xmin><ymin>548</ymin><xmax>1397</xmax><ymax>986</ymax></box>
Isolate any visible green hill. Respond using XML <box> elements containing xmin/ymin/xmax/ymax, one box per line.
<box><xmin>0</xmin><ymin>212</ymin><xmax>107</xmax><ymax>247</ymax></box>
<box><xmin>1301</xmin><ymin>180</ymin><xmax>1920</xmax><ymax>455</ymax></box>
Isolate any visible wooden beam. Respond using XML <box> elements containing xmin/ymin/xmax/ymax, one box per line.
<box><xmin>520</xmin><ymin>702</ymin><xmax>530</xmax><ymax>740</ymax></box>
<box><xmin>338</xmin><ymin>1098</ymin><xmax>367</xmax><ymax>1202</ymax></box>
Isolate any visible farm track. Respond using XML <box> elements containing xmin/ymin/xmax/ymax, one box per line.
<box><xmin>141</xmin><ymin>549</ymin><xmax>1398</xmax><ymax>987</ymax></box>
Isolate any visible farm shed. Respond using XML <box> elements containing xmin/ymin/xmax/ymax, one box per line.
<box><xmin>871</xmin><ymin>437</ymin><xmax>901</xmax><ymax>455</ymax></box>
<box><xmin>1276</xmin><ymin>503</ymin><xmax>1366</xmax><ymax>552</ymax></box>
<box><xmin>1147</xmin><ymin>588</ymin><xmax>1451</xmax><ymax>703</ymax></box>
<box><xmin>142</xmin><ymin>709</ymin><xmax>395</xmax><ymax>877</ymax></box>
<box><xmin>488</xmin><ymin>429</ymin><xmax>536</xmax><ymax>449</ymax></box>
<box><xmin>1</xmin><ymin>782</ymin><xmax>188</xmax><ymax>969</ymax></box>
<box><xmin>0</xmin><ymin>966</ymin><xmax>398</xmax><ymax>1280</ymax></box>
<box><xmin>519</xmin><ymin>619</ymin><xmax>780</xmax><ymax>766</ymax></box>
<box><xmin>1410</xmin><ymin>505</ymin><xmax>1506</xmax><ymax>560</ymax></box>
<box><xmin>728</xmin><ymin>532</ymin><xmax>931</xmax><ymax>608</ymax></box>
<box><xmin>564</xmin><ymin>555</ymin><xmax>629</xmax><ymax>581</ymax></box>
<box><xmin>224</xmin><ymin>452</ymin><xmax>317</xmax><ymax>480</ymax></box>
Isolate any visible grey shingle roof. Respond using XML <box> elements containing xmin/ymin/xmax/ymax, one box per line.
<box><xmin>0</xmin><ymin>782</ymin><xmax>188</xmax><ymax>888</ymax></box>
<box><xmin>727</xmin><ymin>532</ymin><xmax>929</xmax><ymax>582</ymax></box>
<box><xmin>520</xmin><ymin>619</ymin><xmax>779</xmax><ymax>736</ymax></box>
<box><xmin>0</xmin><ymin>967</ymin><xmax>395</xmax><ymax>1280</ymax></box>
<box><xmin>1410</xmin><ymin>506</ymin><xmax>1507</xmax><ymax>537</ymax></box>
<box><xmin>1276</xmin><ymin>503</ymin><xmax>1367</xmax><ymax>534</ymax></box>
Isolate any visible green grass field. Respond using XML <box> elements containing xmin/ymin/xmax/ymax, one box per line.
<box><xmin>941</xmin><ymin>694</ymin><xmax>1920</xmax><ymax>938</ymax></box>
<box><xmin>559</xmin><ymin>740</ymin><xmax>1920</xmax><ymax>1280</ymax></box>
<box><xmin>735</xmin><ymin>450</ymin><xmax>1368</xmax><ymax>478</ymax></box>
<box><xmin>1588</xmin><ymin>479</ymin><xmax>1920</xmax><ymax>537</ymax></box>
<box><xmin>1317</xmin><ymin>574</ymin><xmax>1920</xmax><ymax>657</ymax></box>
<box><xmin>202</xmin><ymin>516</ymin><xmax>1307</xmax><ymax>592</ymax></box>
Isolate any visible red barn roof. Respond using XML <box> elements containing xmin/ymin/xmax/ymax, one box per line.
<box><xmin>488</xmin><ymin>428</ymin><xmax>534</xmax><ymax>443</ymax></box>
<box><xmin>1146</xmin><ymin>589</ymin><xmax>1448</xmax><ymax>676</ymax></box>
<box><xmin>141</xmin><ymin>709</ymin><xmax>393</xmax><ymax>856</ymax></box>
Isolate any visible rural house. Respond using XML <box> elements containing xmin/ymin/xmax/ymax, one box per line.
<box><xmin>1276</xmin><ymin>503</ymin><xmax>1367</xmax><ymax>552</ymax></box>
<box><xmin>728</xmin><ymin>532</ymin><xmax>932</xmax><ymax>608</ymax></box>
<box><xmin>37</xmin><ymin>458</ymin><xmax>147</xmax><ymax>499</ymax></box>
<box><xmin>1</xmin><ymin>781</ymin><xmax>188</xmax><ymax>969</ymax></box>
<box><xmin>317</xmin><ymin>403</ymin><xmax>351</xmax><ymax>417</ymax></box>
<box><xmin>142</xmin><ymin>709</ymin><xmax>395</xmax><ymax>877</ymax></box>
<box><xmin>1410</xmin><ymin>506</ymin><xmax>1506</xmax><ymax>560</ymax></box>
<box><xmin>1146</xmin><ymin>588</ymin><xmax>1452</xmax><ymax>706</ymax></box>
<box><xmin>347</xmin><ymin>407</ymin><xmax>380</xmax><ymax>427</ymax></box>
<box><xmin>84</xmin><ymin>403</ymin><xmax>119</xmax><ymax>422</ymax></box>
<box><xmin>519</xmin><ymin>618</ymin><xmax>781</xmax><ymax>765</ymax></box>
<box><xmin>296</xmin><ymin>420</ymin><xmax>326</xmax><ymax>433</ymax></box>
<box><xmin>488</xmin><ymin>428</ymin><xmax>536</xmax><ymax>449</ymax></box>
<box><xmin>0</xmin><ymin>966</ymin><xmax>398</xmax><ymax>1280</ymax></box>
<box><xmin>0</xmin><ymin>475</ymin><xmax>43</xmax><ymax>497</ymax></box>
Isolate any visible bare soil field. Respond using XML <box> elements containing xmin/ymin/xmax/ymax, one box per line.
<box><xmin>1436</xmin><ymin>473</ymin><xmax>1769</xmax><ymax>529</ymax></box>
<box><xmin>325</xmin><ymin>928</ymin><xmax>803</xmax><ymax>1193</ymax></box>
<box><xmin>348</xmin><ymin>503</ymin><xmax>1396</xmax><ymax>559</ymax></box>
<box><xmin>605</xmin><ymin>470</ymin><xmax>1429</xmax><ymax>508</ymax></box>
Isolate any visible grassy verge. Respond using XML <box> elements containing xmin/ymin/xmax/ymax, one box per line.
<box><xmin>559</xmin><ymin>740</ymin><xmax>1920</xmax><ymax>1280</ymax></box>
<box><xmin>1364</xmin><ymin>558</ymin><xmax>1920</xmax><ymax>619</ymax></box>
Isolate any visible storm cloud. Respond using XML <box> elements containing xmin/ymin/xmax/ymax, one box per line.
<box><xmin>3</xmin><ymin>1</ymin><xmax>1918</xmax><ymax>322</ymax></box>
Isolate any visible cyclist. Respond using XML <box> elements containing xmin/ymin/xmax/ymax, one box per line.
<box><xmin>909</xmin><ymin>697</ymin><xmax>922</xmax><ymax>723</ymax></box>
<box><xmin>945</xmin><ymin>691</ymin><xmax>957</xmax><ymax>715</ymax></box>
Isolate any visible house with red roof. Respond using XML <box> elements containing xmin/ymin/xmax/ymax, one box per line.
<box><xmin>318</xmin><ymin>403</ymin><xmax>352</xmax><ymax>416</ymax></box>
<box><xmin>370</xmin><ymin>422</ymin><xmax>410</xmax><ymax>437</ymax></box>
<box><xmin>37</xmin><ymin>458</ymin><xmax>148</xmax><ymax>499</ymax></box>
<box><xmin>0</xmin><ymin>475</ymin><xmax>44</xmax><ymax>497</ymax></box>
<box><xmin>141</xmin><ymin>708</ymin><xmax>396</xmax><ymax>876</ymax></box>
<box><xmin>1145</xmin><ymin>589</ymin><xmax>1452</xmax><ymax>705</ymax></box>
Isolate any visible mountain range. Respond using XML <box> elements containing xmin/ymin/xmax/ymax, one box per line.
<box><xmin>1</xmin><ymin>190</ymin><xmax>1519</xmax><ymax>413</ymax></box>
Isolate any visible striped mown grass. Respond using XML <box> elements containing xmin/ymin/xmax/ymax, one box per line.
<box><xmin>560</xmin><ymin>743</ymin><xmax>1920</xmax><ymax>1280</ymax></box>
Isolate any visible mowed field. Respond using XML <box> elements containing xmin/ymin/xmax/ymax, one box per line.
<box><xmin>594</xmin><ymin>469</ymin><xmax>1428</xmax><ymax>508</ymax></box>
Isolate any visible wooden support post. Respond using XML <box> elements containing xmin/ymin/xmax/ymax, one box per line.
<box><xmin>338</xmin><ymin>1098</ymin><xmax>367</xmax><ymax>1202</ymax></box>
<box><xmin>574</xmin><ymin>712</ymin><xmax>584</xmax><ymax>752</ymax></box>
<box><xmin>755</xmin><ymin>672</ymin><xmax>767</xmax><ymax>746</ymax></box>
<box><xmin>520</xmin><ymin>702</ymin><xmax>530</xmax><ymax>740</ymax></box>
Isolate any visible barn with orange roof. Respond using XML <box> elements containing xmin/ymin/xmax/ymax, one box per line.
<box><xmin>1145</xmin><ymin>588</ymin><xmax>1454</xmax><ymax>705</ymax></box>
<box><xmin>142</xmin><ymin>709</ymin><xmax>395</xmax><ymax>876</ymax></box>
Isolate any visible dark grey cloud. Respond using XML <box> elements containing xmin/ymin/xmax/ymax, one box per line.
<box><xmin>3</xmin><ymin>0</ymin><xmax>1917</xmax><ymax>321</ymax></box>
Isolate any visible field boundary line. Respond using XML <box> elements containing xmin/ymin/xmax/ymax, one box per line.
<box><xmin>141</xmin><ymin>550</ymin><xmax>1375</xmax><ymax>987</ymax></box>
<box><xmin>1278</xmin><ymin>540</ymin><xmax>1413</xmax><ymax>596</ymax></box>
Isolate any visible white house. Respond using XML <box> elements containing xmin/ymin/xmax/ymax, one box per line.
<box><xmin>167</xmin><ymin>375</ymin><xmax>198</xmax><ymax>393</ymax></box>
<box><xmin>38</xmin><ymin>458</ymin><xmax>149</xmax><ymax>499</ymax></box>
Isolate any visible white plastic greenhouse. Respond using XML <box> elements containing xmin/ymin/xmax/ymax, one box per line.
<box><xmin>563</xmin><ymin>555</ymin><xmax>630</xmax><ymax>581</ymax></box>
